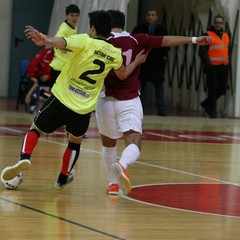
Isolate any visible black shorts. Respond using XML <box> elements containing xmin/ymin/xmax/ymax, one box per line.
<box><xmin>33</xmin><ymin>95</ymin><xmax>91</xmax><ymax>137</ymax></box>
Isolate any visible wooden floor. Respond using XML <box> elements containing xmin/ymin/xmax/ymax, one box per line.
<box><xmin>0</xmin><ymin>98</ymin><xmax>240</xmax><ymax>240</ymax></box>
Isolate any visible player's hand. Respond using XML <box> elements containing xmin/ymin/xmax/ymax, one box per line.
<box><xmin>25</xmin><ymin>26</ymin><xmax>47</xmax><ymax>46</ymax></box>
<box><xmin>135</xmin><ymin>49</ymin><xmax>148</xmax><ymax>65</ymax></box>
<box><xmin>196</xmin><ymin>36</ymin><xmax>213</xmax><ymax>45</ymax></box>
<box><xmin>40</xmin><ymin>75</ymin><xmax>49</xmax><ymax>82</ymax></box>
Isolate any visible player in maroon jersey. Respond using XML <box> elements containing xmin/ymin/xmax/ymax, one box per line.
<box><xmin>95</xmin><ymin>10</ymin><xmax>212</xmax><ymax>195</ymax></box>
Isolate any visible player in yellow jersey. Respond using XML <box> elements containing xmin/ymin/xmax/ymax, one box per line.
<box><xmin>0</xmin><ymin>10</ymin><xmax>147</xmax><ymax>190</ymax></box>
<box><xmin>39</xmin><ymin>4</ymin><xmax>80</xmax><ymax>99</ymax></box>
<box><xmin>50</xmin><ymin>4</ymin><xmax>80</xmax><ymax>80</ymax></box>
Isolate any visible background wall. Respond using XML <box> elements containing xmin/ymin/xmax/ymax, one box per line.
<box><xmin>0</xmin><ymin>0</ymin><xmax>12</xmax><ymax>97</ymax></box>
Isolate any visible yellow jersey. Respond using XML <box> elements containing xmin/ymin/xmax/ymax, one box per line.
<box><xmin>52</xmin><ymin>34</ymin><xmax>123</xmax><ymax>114</ymax></box>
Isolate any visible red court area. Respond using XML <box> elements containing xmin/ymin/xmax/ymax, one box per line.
<box><xmin>128</xmin><ymin>183</ymin><xmax>240</xmax><ymax>217</ymax></box>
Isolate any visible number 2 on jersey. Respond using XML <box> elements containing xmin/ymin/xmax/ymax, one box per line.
<box><xmin>79</xmin><ymin>59</ymin><xmax>105</xmax><ymax>84</ymax></box>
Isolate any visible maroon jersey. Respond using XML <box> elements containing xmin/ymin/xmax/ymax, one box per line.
<box><xmin>105</xmin><ymin>31</ymin><xmax>163</xmax><ymax>100</ymax></box>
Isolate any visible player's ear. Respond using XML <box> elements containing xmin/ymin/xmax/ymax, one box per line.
<box><xmin>89</xmin><ymin>25</ymin><xmax>96</xmax><ymax>37</ymax></box>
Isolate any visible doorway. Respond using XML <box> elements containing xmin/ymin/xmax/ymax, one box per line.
<box><xmin>9</xmin><ymin>0</ymin><xmax>54</xmax><ymax>98</ymax></box>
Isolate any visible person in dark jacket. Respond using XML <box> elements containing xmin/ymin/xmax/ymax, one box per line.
<box><xmin>132</xmin><ymin>9</ymin><xmax>169</xmax><ymax>116</ymax></box>
<box><xmin>199</xmin><ymin>15</ymin><xmax>230</xmax><ymax>118</ymax></box>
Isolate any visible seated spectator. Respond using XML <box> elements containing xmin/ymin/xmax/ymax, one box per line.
<box><xmin>25</xmin><ymin>47</ymin><xmax>54</xmax><ymax>113</ymax></box>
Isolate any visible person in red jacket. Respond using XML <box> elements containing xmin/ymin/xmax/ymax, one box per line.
<box><xmin>25</xmin><ymin>47</ymin><xmax>54</xmax><ymax>113</ymax></box>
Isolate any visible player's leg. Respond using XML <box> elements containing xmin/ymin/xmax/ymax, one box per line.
<box><xmin>1</xmin><ymin>95</ymin><xmax>63</xmax><ymax>185</ymax></box>
<box><xmin>0</xmin><ymin>125</ymin><xmax>41</xmax><ymax>181</ymax></box>
<box><xmin>55</xmin><ymin>134</ymin><xmax>82</xmax><ymax>190</ymax></box>
<box><xmin>101</xmin><ymin>134</ymin><xmax>119</xmax><ymax>194</ymax></box>
<box><xmin>95</xmin><ymin>97</ymin><xmax>122</xmax><ymax>194</ymax></box>
<box><xmin>111</xmin><ymin>97</ymin><xmax>143</xmax><ymax>195</ymax></box>
<box><xmin>55</xmin><ymin>110</ymin><xmax>90</xmax><ymax>189</ymax></box>
<box><xmin>111</xmin><ymin>131</ymin><xmax>141</xmax><ymax>195</ymax></box>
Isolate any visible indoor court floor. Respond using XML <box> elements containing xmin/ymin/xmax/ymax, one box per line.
<box><xmin>0</xmin><ymin>98</ymin><xmax>240</xmax><ymax>240</ymax></box>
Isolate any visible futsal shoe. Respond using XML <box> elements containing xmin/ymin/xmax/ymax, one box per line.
<box><xmin>111</xmin><ymin>163</ymin><xmax>131</xmax><ymax>195</ymax></box>
<box><xmin>55</xmin><ymin>169</ymin><xmax>75</xmax><ymax>190</ymax></box>
<box><xmin>106</xmin><ymin>183</ymin><xmax>119</xmax><ymax>195</ymax></box>
<box><xmin>1</xmin><ymin>159</ymin><xmax>31</xmax><ymax>181</ymax></box>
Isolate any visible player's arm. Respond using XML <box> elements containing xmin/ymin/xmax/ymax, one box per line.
<box><xmin>25</xmin><ymin>26</ymin><xmax>67</xmax><ymax>49</ymax></box>
<box><xmin>114</xmin><ymin>49</ymin><xmax>147</xmax><ymax>80</ymax></box>
<box><xmin>161</xmin><ymin>36</ymin><xmax>213</xmax><ymax>46</ymax></box>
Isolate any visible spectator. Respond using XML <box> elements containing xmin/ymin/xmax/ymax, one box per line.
<box><xmin>132</xmin><ymin>8</ymin><xmax>169</xmax><ymax>116</ymax></box>
<box><xmin>199</xmin><ymin>15</ymin><xmax>230</xmax><ymax>118</ymax></box>
<box><xmin>25</xmin><ymin>47</ymin><xmax>54</xmax><ymax>113</ymax></box>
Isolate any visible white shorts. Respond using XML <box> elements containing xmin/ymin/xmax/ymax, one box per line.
<box><xmin>95</xmin><ymin>96</ymin><xmax>143</xmax><ymax>139</ymax></box>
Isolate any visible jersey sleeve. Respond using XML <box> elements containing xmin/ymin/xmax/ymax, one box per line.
<box><xmin>64</xmin><ymin>34</ymin><xmax>88</xmax><ymax>52</ymax></box>
<box><xmin>134</xmin><ymin>33</ymin><xmax>164</xmax><ymax>52</ymax></box>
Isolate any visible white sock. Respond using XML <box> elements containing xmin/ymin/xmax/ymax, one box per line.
<box><xmin>119</xmin><ymin>144</ymin><xmax>140</xmax><ymax>169</ymax></box>
<box><xmin>102</xmin><ymin>146</ymin><xmax>118</xmax><ymax>184</ymax></box>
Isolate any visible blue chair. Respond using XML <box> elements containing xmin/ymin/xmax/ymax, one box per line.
<box><xmin>16</xmin><ymin>59</ymin><xmax>30</xmax><ymax>111</ymax></box>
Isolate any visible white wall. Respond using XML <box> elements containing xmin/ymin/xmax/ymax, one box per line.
<box><xmin>0</xmin><ymin>0</ymin><xmax>13</xmax><ymax>97</ymax></box>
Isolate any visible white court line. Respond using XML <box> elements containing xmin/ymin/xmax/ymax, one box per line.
<box><xmin>143</xmin><ymin>131</ymin><xmax>176</xmax><ymax>139</ymax></box>
<box><xmin>136</xmin><ymin>161</ymin><xmax>240</xmax><ymax>186</ymax></box>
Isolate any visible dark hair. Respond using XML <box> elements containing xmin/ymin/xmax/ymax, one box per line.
<box><xmin>146</xmin><ymin>8</ymin><xmax>157</xmax><ymax>14</ymax></box>
<box><xmin>214</xmin><ymin>15</ymin><xmax>224</xmax><ymax>22</ymax></box>
<box><xmin>66</xmin><ymin>4</ymin><xmax>80</xmax><ymax>15</ymax></box>
<box><xmin>88</xmin><ymin>10</ymin><xmax>111</xmax><ymax>37</ymax></box>
<box><xmin>107</xmin><ymin>10</ymin><xmax>125</xmax><ymax>29</ymax></box>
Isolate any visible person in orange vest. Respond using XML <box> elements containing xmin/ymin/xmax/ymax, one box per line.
<box><xmin>199</xmin><ymin>15</ymin><xmax>230</xmax><ymax>118</ymax></box>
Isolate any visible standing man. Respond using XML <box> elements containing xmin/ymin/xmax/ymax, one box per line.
<box><xmin>132</xmin><ymin>9</ymin><xmax>169</xmax><ymax>116</ymax></box>
<box><xmin>0</xmin><ymin>11</ymin><xmax>146</xmax><ymax>190</ymax></box>
<box><xmin>95</xmin><ymin>10</ymin><xmax>213</xmax><ymax>195</ymax></box>
<box><xmin>199</xmin><ymin>15</ymin><xmax>230</xmax><ymax>118</ymax></box>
